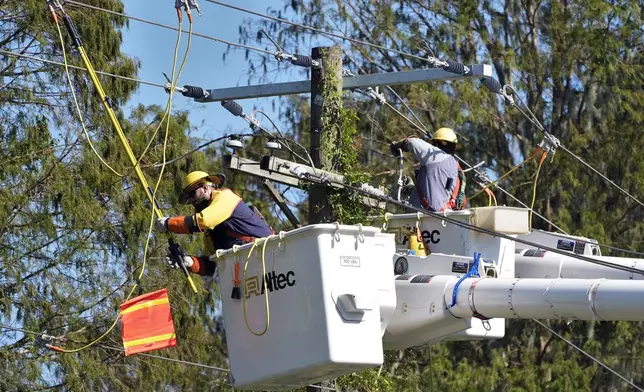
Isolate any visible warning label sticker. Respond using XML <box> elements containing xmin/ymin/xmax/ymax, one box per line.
<box><xmin>557</xmin><ymin>239</ymin><xmax>575</xmax><ymax>252</ymax></box>
<box><xmin>340</xmin><ymin>256</ymin><xmax>360</xmax><ymax>267</ymax></box>
<box><xmin>451</xmin><ymin>261</ymin><xmax>470</xmax><ymax>273</ymax></box>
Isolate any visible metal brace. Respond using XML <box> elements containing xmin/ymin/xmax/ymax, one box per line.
<box><xmin>46</xmin><ymin>0</ymin><xmax>64</xmax><ymax>12</ymax></box>
<box><xmin>473</xmin><ymin>170</ymin><xmax>493</xmax><ymax>186</ymax></box>
<box><xmin>246</xmin><ymin>114</ymin><xmax>261</xmax><ymax>131</ymax></box>
<box><xmin>364</xmin><ymin>86</ymin><xmax>386</xmax><ymax>105</ymax></box>
<box><xmin>175</xmin><ymin>0</ymin><xmax>202</xmax><ymax>17</ymax></box>
<box><xmin>500</xmin><ymin>84</ymin><xmax>517</xmax><ymax>106</ymax></box>
<box><xmin>426</xmin><ymin>56</ymin><xmax>449</xmax><ymax>69</ymax></box>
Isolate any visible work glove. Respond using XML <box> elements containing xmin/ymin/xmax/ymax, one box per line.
<box><xmin>156</xmin><ymin>217</ymin><xmax>169</xmax><ymax>233</ymax></box>
<box><xmin>165</xmin><ymin>254</ymin><xmax>194</xmax><ymax>270</ymax></box>
<box><xmin>389</xmin><ymin>140</ymin><xmax>407</xmax><ymax>156</ymax></box>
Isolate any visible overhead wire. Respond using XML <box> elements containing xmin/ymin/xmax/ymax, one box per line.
<box><xmin>0</xmin><ymin>324</ymin><xmax>337</xmax><ymax>391</ymax></box>
<box><xmin>65</xmin><ymin>0</ymin><xmax>274</xmax><ymax>56</ymax></box>
<box><xmin>505</xmin><ymin>85</ymin><xmax>644</xmax><ymax>211</ymax></box>
<box><xmin>43</xmin><ymin>1</ymin><xmax>198</xmax><ymax>353</ymax></box>
<box><xmin>531</xmin><ymin>320</ymin><xmax>644</xmax><ymax>392</ymax></box>
<box><xmin>342</xmin><ymin>52</ymin><xmax>644</xmax><ymax>257</ymax></box>
<box><xmin>54</xmin><ymin>12</ymin><xmax>124</xmax><ymax>177</ymax></box>
<box><xmin>0</xmin><ymin>49</ymin><xmax>165</xmax><ymax>88</ymax></box>
<box><xmin>142</xmin><ymin>134</ymin><xmax>254</xmax><ymax>168</ymax></box>
<box><xmin>204</xmin><ymin>0</ymin><xmax>432</xmax><ymax>64</ymax></box>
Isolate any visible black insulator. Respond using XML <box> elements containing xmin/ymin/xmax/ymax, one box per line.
<box><xmin>182</xmin><ymin>85</ymin><xmax>206</xmax><ymax>99</ymax></box>
<box><xmin>482</xmin><ymin>77</ymin><xmax>502</xmax><ymax>94</ymax></box>
<box><xmin>291</xmin><ymin>54</ymin><xmax>313</xmax><ymax>67</ymax></box>
<box><xmin>443</xmin><ymin>60</ymin><xmax>466</xmax><ymax>74</ymax></box>
<box><xmin>221</xmin><ymin>100</ymin><xmax>244</xmax><ymax>117</ymax></box>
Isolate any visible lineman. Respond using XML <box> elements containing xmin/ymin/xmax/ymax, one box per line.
<box><xmin>389</xmin><ymin>127</ymin><xmax>467</xmax><ymax>212</ymax></box>
<box><xmin>156</xmin><ymin>171</ymin><xmax>274</xmax><ymax>276</ymax></box>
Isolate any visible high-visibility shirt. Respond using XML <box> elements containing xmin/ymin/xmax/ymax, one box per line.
<box><xmin>166</xmin><ymin>188</ymin><xmax>273</xmax><ymax>275</ymax></box>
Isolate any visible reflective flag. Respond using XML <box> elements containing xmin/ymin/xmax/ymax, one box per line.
<box><xmin>120</xmin><ymin>288</ymin><xmax>177</xmax><ymax>356</ymax></box>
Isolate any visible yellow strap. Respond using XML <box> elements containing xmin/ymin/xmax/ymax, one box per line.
<box><xmin>120</xmin><ymin>298</ymin><xmax>169</xmax><ymax>316</ymax></box>
<box><xmin>123</xmin><ymin>332</ymin><xmax>176</xmax><ymax>348</ymax></box>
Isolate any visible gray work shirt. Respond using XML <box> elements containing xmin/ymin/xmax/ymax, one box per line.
<box><xmin>407</xmin><ymin>138</ymin><xmax>459</xmax><ymax>211</ymax></box>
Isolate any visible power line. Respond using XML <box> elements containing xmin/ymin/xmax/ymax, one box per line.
<box><xmin>532</xmin><ymin>319</ymin><xmax>644</xmax><ymax>392</ymax></box>
<box><xmin>0</xmin><ymin>49</ymin><xmax>165</xmax><ymax>88</ymax></box>
<box><xmin>0</xmin><ymin>324</ymin><xmax>336</xmax><ymax>391</ymax></box>
<box><xmin>560</xmin><ymin>144</ymin><xmax>644</xmax><ymax>210</ymax></box>
<box><xmin>506</xmin><ymin>87</ymin><xmax>644</xmax><ymax>211</ymax></box>
<box><xmin>0</xmin><ymin>324</ymin><xmax>229</xmax><ymax>371</ymax></box>
<box><xmin>352</xmin><ymin>70</ymin><xmax>644</xmax><ymax>257</ymax></box>
<box><xmin>141</xmin><ymin>133</ymin><xmax>254</xmax><ymax>168</ymax></box>
<box><xmin>65</xmin><ymin>1</ymin><xmax>274</xmax><ymax>57</ymax></box>
<box><xmin>296</xmin><ymin>166</ymin><xmax>644</xmax><ymax>275</ymax></box>
<box><xmin>204</xmin><ymin>0</ymin><xmax>432</xmax><ymax>64</ymax></box>
<box><xmin>62</xmin><ymin>0</ymin><xmax>644</xmax><ymax>219</ymax></box>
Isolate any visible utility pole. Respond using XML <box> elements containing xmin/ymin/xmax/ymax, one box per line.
<box><xmin>307</xmin><ymin>46</ymin><xmax>342</xmax><ymax>392</ymax></box>
<box><xmin>308</xmin><ymin>45</ymin><xmax>342</xmax><ymax>224</ymax></box>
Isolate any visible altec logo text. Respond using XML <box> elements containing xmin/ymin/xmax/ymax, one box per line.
<box><xmin>244</xmin><ymin>270</ymin><xmax>296</xmax><ymax>299</ymax></box>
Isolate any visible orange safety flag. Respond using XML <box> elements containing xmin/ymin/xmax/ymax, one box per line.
<box><xmin>119</xmin><ymin>288</ymin><xmax>177</xmax><ymax>356</ymax></box>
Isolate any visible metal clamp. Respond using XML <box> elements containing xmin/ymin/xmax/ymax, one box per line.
<box><xmin>467</xmin><ymin>277</ymin><xmax>491</xmax><ymax>321</ymax></box>
<box><xmin>176</xmin><ymin>0</ymin><xmax>202</xmax><ymax>17</ymax></box>
<box><xmin>538</xmin><ymin>132</ymin><xmax>560</xmax><ymax>162</ymax></box>
<box><xmin>364</xmin><ymin>87</ymin><xmax>386</xmax><ymax>105</ymax></box>
<box><xmin>46</xmin><ymin>0</ymin><xmax>64</xmax><ymax>12</ymax></box>
<box><xmin>588</xmin><ymin>278</ymin><xmax>606</xmax><ymax>321</ymax></box>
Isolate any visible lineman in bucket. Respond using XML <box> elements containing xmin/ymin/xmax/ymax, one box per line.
<box><xmin>156</xmin><ymin>171</ymin><xmax>273</xmax><ymax>277</ymax></box>
<box><xmin>389</xmin><ymin>127</ymin><xmax>467</xmax><ymax>212</ymax></box>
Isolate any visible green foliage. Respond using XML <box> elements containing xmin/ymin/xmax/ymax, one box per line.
<box><xmin>0</xmin><ymin>1</ymin><xmax>234</xmax><ymax>390</ymax></box>
<box><xmin>3</xmin><ymin>0</ymin><xmax>644</xmax><ymax>391</ymax></box>
<box><xmin>327</xmin><ymin>105</ymin><xmax>371</xmax><ymax>225</ymax></box>
<box><xmin>237</xmin><ymin>0</ymin><xmax>644</xmax><ymax>391</ymax></box>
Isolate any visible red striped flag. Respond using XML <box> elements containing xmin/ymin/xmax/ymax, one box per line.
<box><xmin>120</xmin><ymin>288</ymin><xmax>177</xmax><ymax>356</ymax></box>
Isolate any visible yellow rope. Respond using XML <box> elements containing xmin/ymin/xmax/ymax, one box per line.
<box><xmin>50</xmin><ymin>10</ymin><xmax>192</xmax><ymax>352</ymax></box>
<box><xmin>242</xmin><ymin>236</ymin><xmax>274</xmax><ymax>336</ymax></box>
<box><xmin>55</xmin><ymin>21</ymin><xmax>123</xmax><ymax>177</ymax></box>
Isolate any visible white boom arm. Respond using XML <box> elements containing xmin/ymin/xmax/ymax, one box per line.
<box><xmin>447</xmin><ymin>276</ymin><xmax>644</xmax><ymax>320</ymax></box>
<box><xmin>384</xmin><ymin>274</ymin><xmax>644</xmax><ymax>350</ymax></box>
<box><xmin>516</xmin><ymin>250</ymin><xmax>644</xmax><ymax>280</ymax></box>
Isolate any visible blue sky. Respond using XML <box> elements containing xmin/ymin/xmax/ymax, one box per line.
<box><xmin>120</xmin><ymin>0</ymin><xmax>304</xmax><ymax>142</ymax></box>
<box><xmin>117</xmin><ymin>0</ymin><xmax>334</xmax><ymax>219</ymax></box>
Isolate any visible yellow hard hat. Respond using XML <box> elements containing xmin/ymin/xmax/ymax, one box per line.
<box><xmin>179</xmin><ymin>170</ymin><xmax>226</xmax><ymax>204</ymax></box>
<box><xmin>431</xmin><ymin>127</ymin><xmax>458</xmax><ymax>144</ymax></box>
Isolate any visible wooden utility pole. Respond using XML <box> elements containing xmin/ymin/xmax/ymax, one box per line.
<box><xmin>307</xmin><ymin>46</ymin><xmax>342</xmax><ymax>392</ymax></box>
<box><xmin>308</xmin><ymin>45</ymin><xmax>343</xmax><ymax>224</ymax></box>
